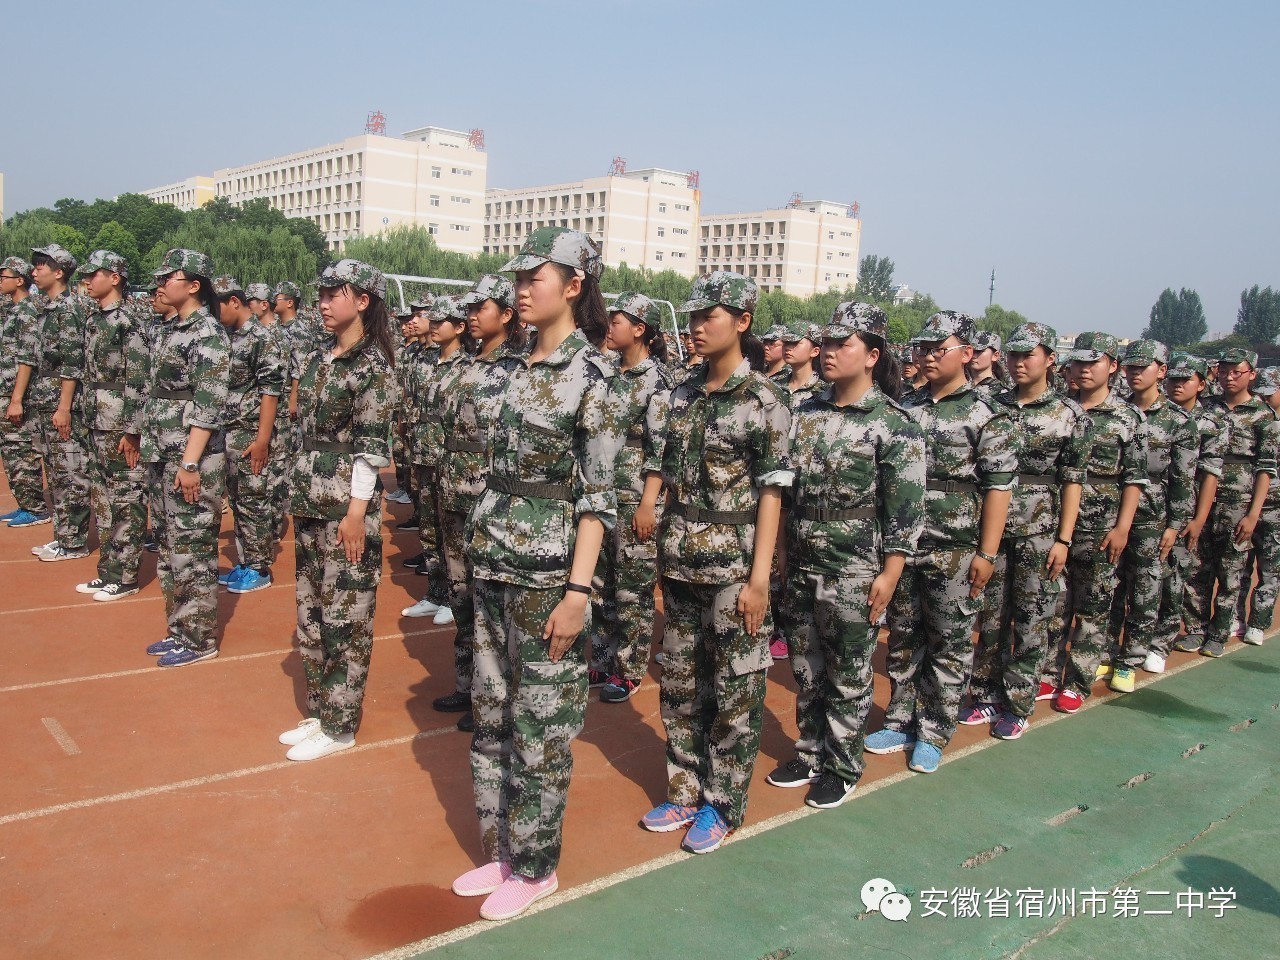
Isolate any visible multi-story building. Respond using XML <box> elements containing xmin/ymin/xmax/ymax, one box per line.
<box><xmin>140</xmin><ymin>176</ymin><xmax>216</xmax><ymax>212</ymax></box>
<box><xmin>697</xmin><ymin>200</ymin><xmax>861</xmax><ymax>297</ymax></box>
<box><xmin>484</xmin><ymin>167</ymin><xmax>700</xmax><ymax>276</ymax></box>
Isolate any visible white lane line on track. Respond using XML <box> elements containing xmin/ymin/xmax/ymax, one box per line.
<box><xmin>41</xmin><ymin>717</ymin><xmax>81</xmax><ymax>756</ymax></box>
<box><xmin>361</xmin><ymin>643</ymin><xmax>1244</xmax><ymax>958</ymax></box>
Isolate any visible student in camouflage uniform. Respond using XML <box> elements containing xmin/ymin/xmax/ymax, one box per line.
<box><xmin>865</xmin><ymin>311</ymin><xmax>1018</xmax><ymax>772</ymax></box>
<box><xmin>766</xmin><ymin>302</ymin><xmax>925</xmax><ymax>808</ymax></box>
<box><xmin>6</xmin><ymin>244</ymin><xmax>94</xmax><ymax>560</ymax></box>
<box><xmin>1102</xmin><ymin>340</ymin><xmax>1198</xmax><ymax>691</ymax></box>
<box><xmin>776</xmin><ymin>324</ymin><xmax>824</xmax><ymax>406</ymax></box>
<box><xmin>761</xmin><ymin>324</ymin><xmax>790</xmax><ymax>380</ymax></box>
<box><xmin>637</xmin><ymin>271</ymin><xmax>792</xmax><ymax>852</ymax></box>
<box><xmin>280</xmin><ymin>259</ymin><xmax>397</xmax><ymax>761</ymax></box>
<box><xmin>72</xmin><ymin>251</ymin><xmax>150</xmax><ymax>600</ymax></box>
<box><xmin>212</xmin><ymin>276</ymin><xmax>286</xmax><ymax>594</ymax></box>
<box><xmin>1041</xmin><ymin>333</ymin><xmax>1146</xmax><ymax>710</ymax></box>
<box><xmin>393</xmin><ymin>302</ymin><xmax>433</xmax><ymax>520</ymax></box>
<box><xmin>590</xmin><ymin>291</ymin><xmax>675</xmax><ymax>703</ymax></box>
<box><xmin>1181</xmin><ymin>348</ymin><xmax>1278</xmax><ymax>657</ymax></box>
<box><xmin>964</xmin><ymin>322</ymin><xmax>1087</xmax><ymax>739</ymax></box>
<box><xmin>453</xmin><ymin>228</ymin><xmax>624</xmax><ymax>921</ymax></box>
<box><xmin>274</xmin><ymin>280</ymin><xmax>314</xmax><ymax>455</ymax></box>
<box><xmin>0</xmin><ymin>257</ymin><xmax>48</xmax><ymax>526</ymax></box>
<box><xmin>246</xmin><ymin>281</ymin><xmax>295</xmax><ymax>535</ymax></box>
<box><xmin>1239</xmin><ymin>366</ymin><xmax>1280</xmax><ymax>645</ymax></box>
<box><xmin>428</xmin><ymin>275</ymin><xmax>525</xmax><ymax>732</ymax></box>
<box><xmin>968</xmin><ymin>331</ymin><xmax>1007</xmax><ymax>396</ymax></box>
<box><xmin>140</xmin><ymin>250</ymin><xmax>231</xmax><ymax>668</ymax></box>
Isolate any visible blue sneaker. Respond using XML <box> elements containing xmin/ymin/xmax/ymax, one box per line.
<box><xmin>8</xmin><ymin>509</ymin><xmax>52</xmax><ymax>528</ymax></box>
<box><xmin>682</xmin><ymin>805</ymin><xmax>731</xmax><ymax>854</ymax></box>
<box><xmin>908</xmin><ymin>741</ymin><xmax>943</xmax><ymax>774</ymax></box>
<box><xmin>864</xmin><ymin>729</ymin><xmax>916</xmax><ymax>755</ymax></box>
<box><xmin>0</xmin><ymin>508</ymin><xmax>20</xmax><ymax>523</ymax></box>
<box><xmin>157</xmin><ymin>646</ymin><xmax>219</xmax><ymax>668</ymax></box>
<box><xmin>227</xmin><ymin>569</ymin><xmax>272</xmax><ymax>594</ymax></box>
<box><xmin>146</xmin><ymin>637</ymin><xmax>183</xmax><ymax>656</ymax></box>
<box><xmin>218</xmin><ymin>564</ymin><xmax>247</xmax><ymax>587</ymax></box>
<box><xmin>640</xmin><ymin>802</ymin><xmax>699</xmax><ymax>833</ymax></box>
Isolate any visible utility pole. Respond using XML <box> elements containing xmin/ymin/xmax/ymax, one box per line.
<box><xmin>989</xmin><ymin>268</ymin><xmax>996</xmax><ymax>308</ymax></box>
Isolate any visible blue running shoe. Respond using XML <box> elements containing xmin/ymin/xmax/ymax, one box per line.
<box><xmin>9</xmin><ymin>509</ymin><xmax>52</xmax><ymax>528</ymax></box>
<box><xmin>682</xmin><ymin>805</ymin><xmax>731</xmax><ymax>854</ymax></box>
<box><xmin>228</xmin><ymin>568</ymin><xmax>272</xmax><ymax>593</ymax></box>
<box><xmin>218</xmin><ymin>564</ymin><xmax>247</xmax><ymax>587</ymax></box>
<box><xmin>908</xmin><ymin>741</ymin><xmax>943</xmax><ymax>774</ymax></box>
<box><xmin>864</xmin><ymin>729</ymin><xmax>916</xmax><ymax>755</ymax></box>
<box><xmin>146</xmin><ymin>637</ymin><xmax>183</xmax><ymax>656</ymax></box>
<box><xmin>640</xmin><ymin>802</ymin><xmax>699</xmax><ymax>833</ymax></box>
<box><xmin>157</xmin><ymin>646</ymin><xmax>219</xmax><ymax>668</ymax></box>
<box><xmin>0</xmin><ymin>508</ymin><xmax>20</xmax><ymax>524</ymax></box>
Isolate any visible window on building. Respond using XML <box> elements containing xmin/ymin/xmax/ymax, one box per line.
<box><xmin>431</xmin><ymin>195</ymin><xmax>440</xmax><ymax>206</ymax></box>
<box><xmin>673</xmin><ymin>227</ymin><xmax>689</xmax><ymax>235</ymax></box>
<box><xmin>658</xmin><ymin>202</ymin><xmax>667</xmax><ymax>213</ymax></box>
<box><xmin>672</xmin><ymin>251</ymin><xmax>686</xmax><ymax>259</ymax></box>
<box><xmin>826</xmin><ymin>252</ymin><xmax>833</xmax><ymax>261</ymax></box>
<box><xmin>655</xmin><ymin>252</ymin><xmax>664</xmax><ymax>261</ymax></box>
<box><xmin>428</xmin><ymin>223</ymin><xmax>439</xmax><ymax>235</ymax></box>
<box><xmin>657</xmin><ymin>227</ymin><xmax>665</xmax><ymax>237</ymax></box>
<box><xmin>676</xmin><ymin>203</ymin><xmax>691</xmax><ymax>211</ymax></box>
<box><xmin>432</xmin><ymin>166</ymin><xmax>442</xmax><ymax>179</ymax></box>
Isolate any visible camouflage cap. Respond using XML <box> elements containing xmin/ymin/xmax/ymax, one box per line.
<box><xmin>437</xmin><ymin>293</ymin><xmax>469</xmax><ymax>323</ymax></box>
<box><xmin>316</xmin><ymin>259</ymin><xmax>386</xmax><ymax>300</ymax></box>
<box><xmin>462</xmin><ymin>273</ymin><xmax>516</xmax><ymax>310</ymax></box>
<box><xmin>898</xmin><ymin>346</ymin><xmax>915</xmax><ymax>365</ymax></box>
<box><xmin>677</xmin><ymin>270</ymin><xmax>759</xmax><ymax>315</ymax></box>
<box><xmin>31</xmin><ymin>243</ymin><xmax>79</xmax><ymax>275</ymax></box>
<box><xmin>912</xmin><ymin>310</ymin><xmax>977</xmax><ymax>346</ymax></box>
<box><xmin>1252</xmin><ymin>366</ymin><xmax>1280</xmax><ymax>396</ymax></box>
<box><xmin>0</xmin><ymin>256</ymin><xmax>34</xmax><ymax>280</ymax></box>
<box><xmin>972</xmin><ymin>330</ymin><xmax>1001</xmax><ymax>353</ymax></box>
<box><xmin>77</xmin><ymin>249</ymin><xmax>129</xmax><ymax>279</ymax></box>
<box><xmin>610</xmin><ymin>291</ymin><xmax>662</xmax><ymax>329</ymax></box>
<box><xmin>781</xmin><ymin>323</ymin><xmax>823</xmax><ymax>344</ymax></box>
<box><xmin>1067</xmin><ymin>331</ymin><xmax>1120</xmax><ymax>363</ymax></box>
<box><xmin>1165</xmin><ymin>352</ymin><xmax>1208</xmax><ymax>380</ymax></box>
<box><xmin>407</xmin><ymin>297</ymin><xmax>434</xmax><ymax>313</ymax></box>
<box><xmin>1220</xmin><ymin>347</ymin><xmax>1259</xmax><ymax>370</ymax></box>
<box><xmin>274</xmin><ymin>280</ymin><xmax>303</xmax><ymax>302</ymax></box>
<box><xmin>1121</xmin><ymin>338</ymin><xmax>1170</xmax><ymax>367</ymax></box>
<box><xmin>152</xmin><ymin>247</ymin><xmax>214</xmax><ymax>281</ymax></box>
<box><xmin>499</xmin><ymin>226</ymin><xmax>603</xmax><ymax>280</ymax></box>
<box><xmin>826</xmin><ymin>301</ymin><xmax>889</xmax><ymax>342</ymax></box>
<box><xmin>759</xmin><ymin>324</ymin><xmax>790</xmax><ymax>343</ymax></box>
<box><xmin>1005</xmin><ymin>321</ymin><xmax>1058</xmax><ymax>353</ymax></box>
<box><xmin>245</xmin><ymin>282</ymin><xmax>273</xmax><ymax>302</ymax></box>
<box><xmin>212</xmin><ymin>275</ymin><xmax>246</xmax><ymax>299</ymax></box>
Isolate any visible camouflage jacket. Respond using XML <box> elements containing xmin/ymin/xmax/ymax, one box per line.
<box><xmin>970</xmin><ymin>374</ymin><xmax>1006</xmax><ymax>400</ymax></box>
<box><xmin>1</xmin><ymin>294</ymin><xmax>28</xmax><ymax>401</ymax></box>
<box><xmin>901</xmin><ymin>382</ymin><xmax>1019</xmax><ymax>550</ymax></box>
<box><xmin>612</xmin><ymin>356</ymin><xmax>675</xmax><ymax>503</ymax></box>
<box><xmin>438</xmin><ymin>343</ymin><xmax>521</xmax><ymax>515</ymax></box>
<box><xmin>81</xmin><ymin>297</ymin><xmax>152</xmax><ymax>435</ymax></box>
<box><xmin>466</xmin><ymin>330</ymin><xmax>625</xmax><ymax>588</ymax></box>
<box><xmin>256</xmin><ymin>319</ymin><xmax>294</xmax><ymax>422</ymax></box>
<box><xmin>290</xmin><ymin>333</ymin><xmax>397</xmax><ymax>521</ymax></box>
<box><xmin>657</xmin><ymin>358</ymin><xmax>794</xmax><ymax>585</ymax></box>
<box><xmin>766</xmin><ymin>364</ymin><xmax>792</xmax><ymax>386</ymax></box>
<box><xmin>413</xmin><ymin>347</ymin><xmax>468</xmax><ymax>468</ymax></box>
<box><xmin>992</xmin><ymin>387</ymin><xmax>1089</xmax><ymax>539</ymax></box>
<box><xmin>786</xmin><ymin>384</ymin><xmax>925</xmax><ymax>577</ymax></box>
<box><xmin>15</xmin><ymin>289</ymin><xmax>91</xmax><ymax>410</ymax></box>
<box><xmin>1129</xmin><ymin>395</ymin><xmax>1198</xmax><ymax>530</ymax></box>
<box><xmin>399</xmin><ymin>342</ymin><xmax>437</xmax><ymax>428</ymax></box>
<box><xmin>779</xmin><ymin>368</ymin><xmax>824</xmax><ymax>411</ymax></box>
<box><xmin>1075</xmin><ymin>395</ymin><xmax>1147</xmax><ymax>532</ymax></box>
<box><xmin>139</xmin><ymin>306</ymin><xmax>230</xmax><ymax>463</ymax></box>
<box><xmin>279</xmin><ymin>314</ymin><xmax>321</xmax><ymax>384</ymax></box>
<box><xmin>224</xmin><ymin>316</ymin><xmax>286</xmax><ymax>450</ymax></box>
<box><xmin>1185</xmin><ymin>401</ymin><xmax>1225</xmax><ymax>480</ymax></box>
<box><xmin>1202</xmin><ymin>395</ymin><xmax>1279</xmax><ymax>505</ymax></box>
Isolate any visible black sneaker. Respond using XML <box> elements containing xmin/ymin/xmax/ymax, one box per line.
<box><xmin>588</xmin><ymin>670</ymin><xmax>611</xmax><ymax>688</ymax></box>
<box><xmin>1200</xmin><ymin>637</ymin><xmax>1225</xmax><ymax>658</ymax></box>
<box><xmin>432</xmin><ymin>690</ymin><xmax>470</xmax><ymax>712</ymax></box>
<box><xmin>600</xmin><ymin>676</ymin><xmax>641</xmax><ymax>703</ymax></box>
<box><xmin>1173</xmin><ymin>633</ymin><xmax>1204</xmax><ymax>653</ymax></box>
<box><xmin>144</xmin><ymin>532</ymin><xmax>159</xmax><ymax>553</ymax></box>
<box><xmin>401</xmin><ymin>552</ymin><xmax>425</xmax><ymax>569</ymax></box>
<box><xmin>765</xmin><ymin>757</ymin><xmax>818</xmax><ymax>788</ymax></box>
<box><xmin>805</xmin><ymin>773</ymin><xmax>856</xmax><ymax>809</ymax></box>
<box><xmin>396</xmin><ymin>519</ymin><xmax>420</xmax><ymax>532</ymax></box>
<box><xmin>456</xmin><ymin>711</ymin><xmax>474</xmax><ymax>733</ymax></box>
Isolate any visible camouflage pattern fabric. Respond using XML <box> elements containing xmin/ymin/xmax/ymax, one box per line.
<box><xmin>138</xmin><ymin>305</ymin><xmax>230</xmax><ymax>464</ymax></box>
<box><xmin>779</xmin><ymin>368</ymin><xmax>824</xmax><ymax>411</ymax></box>
<box><xmin>499</xmin><ymin>226</ymin><xmax>603</xmax><ymax>280</ymax></box>
<box><xmin>677</xmin><ymin>271</ymin><xmax>759</xmax><ymax>316</ymax></box>
<box><xmin>413</xmin><ymin>348</ymin><xmax>468</xmax><ymax>606</ymax></box>
<box><xmin>0</xmin><ymin>295</ymin><xmax>45</xmax><ymax>512</ymax></box>
<box><xmin>440</xmin><ymin>508</ymin><xmax>476</xmax><ymax>693</ymax></box>
<box><xmin>1240</xmin><ymin>501</ymin><xmax>1280</xmax><ymax>631</ymax></box>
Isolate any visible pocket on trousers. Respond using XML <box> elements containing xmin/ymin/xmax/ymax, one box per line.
<box><xmin>517</xmin><ymin>660</ymin><xmax>586</xmax><ymax>735</ymax></box>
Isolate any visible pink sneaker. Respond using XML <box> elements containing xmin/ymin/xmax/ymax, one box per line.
<box><xmin>769</xmin><ymin>635</ymin><xmax>789</xmax><ymax>660</ymax></box>
<box><xmin>479</xmin><ymin>872</ymin><xmax>558</xmax><ymax>921</ymax></box>
<box><xmin>452</xmin><ymin>861</ymin><xmax>512</xmax><ymax>897</ymax></box>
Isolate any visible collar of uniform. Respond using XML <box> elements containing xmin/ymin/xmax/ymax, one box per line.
<box><xmin>789</xmin><ymin>369</ymin><xmax>822</xmax><ymax>391</ymax></box>
<box><xmin>528</xmin><ymin>328</ymin><xmax>589</xmax><ymax>369</ymax></box>
<box><xmin>921</xmin><ymin>379</ymin><xmax>975</xmax><ymax>405</ymax></box>
<box><xmin>815</xmin><ymin>383</ymin><xmax>882</xmax><ymax>412</ymax></box>
<box><xmin>439</xmin><ymin>348</ymin><xmax>467</xmax><ymax>367</ymax></box>
<box><xmin>621</xmin><ymin>354</ymin><xmax>656</xmax><ymax>379</ymax></box>
<box><xmin>171</xmin><ymin>305</ymin><xmax>214</xmax><ymax>331</ymax></box>
<box><xmin>999</xmin><ymin>384</ymin><xmax>1056</xmax><ymax>408</ymax></box>
<box><xmin>323</xmin><ymin>331</ymin><xmax>376</xmax><ymax>365</ymax></box>
<box><xmin>690</xmin><ymin>357</ymin><xmax>752</xmax><ymax>397</ymax></box>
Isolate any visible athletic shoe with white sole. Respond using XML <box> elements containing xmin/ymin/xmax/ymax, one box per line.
<box><xmin>479</xmin><ymin>872</ymin><xmax>558</xmax><ymax>921</ymax></box>
<box><xmin>38</xmin><ymin>544</ymin><xmax>90</xmax><ymax>562</ymax></box>
<box><xmin>433</xmin><ymin>606</ymin><xmax>455</xmax><ymax>625</ymax></box>
<box><xmin>8</xmin><ymin>509</ymin><xmax>51</xmax><ymax>528</ymax></box>
<box><xmin>452</xmin><ymin>861</ymin><xmax>512</xmax><ymax>897</ymax></box>
<box><xmin>278</xmin><ymin>718</ymin><xmax>321</xmax><ymax>746</ymax></box>
<box><xmin>93</xmin><ymin>582</ymin><xmax>139</xmax><ymax>602</ymax></box>
<box><xmin>1142</xmin><ymin>652</ymin><xmax>1166</xmax><ymax>673</ymax></box>
<box><xmin>76</xmin><ymin>577</ymin><xmax>109</xmax><ymax>594</ymax></box>
<box><xmin>805</xmin><ymin>773</ymin><xmax>856</xmax><ymax>809</ymax></box>
<box><xmin>1242</xmin><ymin>627</ymin><xmax>1265</xmax><ymax>646</ymax></box>
<box><xmin>157</xmin><ymin>646</ymin><xmax>219</xmax><ymax>668</ymax></box>
<box><xmin>286</xmin><ymin>728</ymin><xmax>355</xmax><ymax>761</ymax></box>
<box><xmin>401</xmin><ymin>598</ymin><xmax>441</xmax><ymax>618</ymax></box>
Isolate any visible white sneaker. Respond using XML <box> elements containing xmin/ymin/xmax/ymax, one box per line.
<box><xmin>31</xmin><ymin>540</ymin><xmax>58</xmax><ymax>556</ymax></box>
<box><xmin>433</xmin><ymin>605</ymin><xmax>455</xmax><ymax>625</ymax></box>
<box><xmin>1142</xmin><ymin>652</ymin><xmax>1166</xmax><ymax>674</ymax></box>
<box><xmin>387</xmin><ymin>489</ymin><xmax>412</xmax><ymax>504</ymax></box>
<box><xmin>39</xmin><ymin>544</ymin><xmax>90</xmax><ymax>562</ymax></box>
<box><xmin>278</xmin><ymin>717</ymin><xmax>321</xmax><ymax>746</ymax></box>
<box><xmin>286</xmin><ymin>728</ymin><xmax>355</xmax><ymax>761</ymax></box>
<box><xmin>1230</xmin><ymin>619</ymin><xmax>1245</xmax><ymax>637</ymax></box>
<box><xmin>402</xmin><ymin>597</ymin><xmax>441</xmax><ymax>618</ymax></box>
<box><xmin>1243</xmin><ymin>627</ymin><xmax>1265</xmax><ymax>646</ymax></box>
<box><xmin>76</xmin><ymin>577</ymin><xmax>109</xmax><ymax>594</ymax></box>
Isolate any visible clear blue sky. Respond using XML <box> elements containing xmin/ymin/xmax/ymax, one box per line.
<box><xmin>3</xmin><ymin>0</ymin><xmax>1276</xmax><ymax>338</ymax></box>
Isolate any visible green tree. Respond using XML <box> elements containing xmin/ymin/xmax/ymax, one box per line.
<box><xmin>857</xmin><ymin>254</ymin><xmax>895</xmax><ymax>302</ymax></box>
<box><xmin>1234</xmin><ymin>285</ymin><xmax>1280</xmax><ymax>345</ymax></box>
<box><xmin>978</xmin><ymin>303</ymin><xmax>1029</xmax><ymax>341</ymax></box>
<box><xmin>1142</xmin><ymin>287</ymin><xmax>1207</xmax><ymax>347</ymax></box>
<box><xmin>190</xmin><ymin>196</ymin><xmax>330</xmax><ymax>264</ymax></box>
<box><xmin>0</xmin><ymin>214</ymin><xmax>63</xmax><ymax>261</ymax></box>
<box><xmin>87</xmin><ymin>221</ymin><xmax>142</xmax><ymax>274</ymax></box>
<box><xmin>885</xmin><ymin>293</ymin><xmax>939</xmax><ymax>342</ymax></box>
<box><xmin>146</xmin><ymin>221</ymin><xmax>319</xmax><ymax>292</ymax></box>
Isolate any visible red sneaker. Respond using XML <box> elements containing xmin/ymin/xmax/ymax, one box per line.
<box><xmin>1053</xmin><ymin>689</ymin><xmax>1084</xmax><ymax>714</ymax></box>
<box><xmin>769</xmin><ymin>634</ymin><xmax>789</xmax><ymax>660</ymax></box>
<box><xmin>1035</xmin><ymin>680</ymin><xmax>1060</xmax><ymax>702</ymax></box>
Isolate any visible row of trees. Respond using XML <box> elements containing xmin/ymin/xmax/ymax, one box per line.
<box><xmin>1139</xmin><ymin>285</ymin><xmax>1280</xmax><ymax>359</ymax></box>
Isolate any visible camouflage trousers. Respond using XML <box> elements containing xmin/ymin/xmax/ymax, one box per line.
<box><xmin>226</xmin><ymin>437</ymin><xmax>277</xmax><ymax>570</ymax></box>
<box><xmin>970</xmin><ymin>533</ymin><xmax>1064</xmax><ymax>718</ymax></box>
<box><xmin>778</xmin><ymin>569</ymin><xmax>878</xmax><ymax>786</ymax></box>
<box><xmin>1238</xmin><ymin>505</ymin><xmax>1280</xmax><ymax>632</ymax></box>
<box><xmin>416</xmin><ymin>465</ymin><xmax>449</xmax><ymax>605</ymax></box>
<box><xmin>660</xmin><ymin>577</ymin><xmax>771</xmax><ymax>828</ymax></box>
<box><xmin>590</xmin><ymin>499</ymin><xmax>659</xmax><ymax>684</ymax></box>
<box><xmin>884</xmin><ymin>547</ymin><xmax>983</xmax><ymax>747</ymax></box>
<box><xmin>88</xmin><ymin>429</ymin><xmax>145</xmax><ymax>586</ymax></box>
<box><xmin>470</xmin><ymin>579</ymin><xmax>589</xmax><ymax>879</ymax></box>
<box><xmin>441</xmin><ymin>507</ymin><xmax>476</xmax><ymax>694</ymax></box>
<box><xmin>393</xmin><ymin>424</ymin><xmax>412</xmax><ymax>497</ymax></box>
<box><xmin>293</xmin><ymin>511</ymin><xmax>383</xmax><ymax>736</ymax></box>
<box><xmin>269</xmin><ymin>415</ymin><xmax>294</xmax><ymax>538</ymax></box>
<box><xmin>1151</xmin><ymin>543</ymin><xmax>1190</xmax><ymax>657</ymax></box>
<box><xmin>148</xmin><ymin>457</ymin><xmax>225</xmax><ymax>652</ymax></box>
<box><xmin>0</xmin><ymin>412</ymin><xmax>45</xmax><ymax>512</ymax></box>
<box><xmin>29</xmin><ymin>403</ymin><xmax>93</xmax><ymax>549</ymax></box>
<box><xmin>1183</xmin><ymin>500</ymin><xmax>1253</xmax><ymax>643</ymax></box>
<box><xmin>1044</xmin><ymin>531</ymin><xmax>1118</xmax><ymax>698</ymax></box>
<box><xmin>1107</xmin><ymin>525</ymin><xmax>1171</xmax><ymax>669</ymax></box>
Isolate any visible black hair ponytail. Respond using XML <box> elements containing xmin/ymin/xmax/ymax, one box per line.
<box><xmin>555</xmin><ymin>264</ymin><xmax>608</xmax><ymax>347</ymax></box>
<box><xmin>859</xmin><ymin>332</ymin><xmax>903</xmax><ymax>399</ymax></box>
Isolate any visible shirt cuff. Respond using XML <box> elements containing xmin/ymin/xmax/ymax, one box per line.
<box><xmin>756</xmin><ymin>469</ymin><xmax>795</xmax><ymax>488</ymax></box>
<box><xmin>350</xmin><ymin>455</ymin><xmax>378</xmax><ymax>499</ymax></box>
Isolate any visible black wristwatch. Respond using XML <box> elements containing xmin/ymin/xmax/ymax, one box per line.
<box><xmin>1055</xmin><ymin>537</ymin><xmax>1072</xmax><ymax>548</ymax></box>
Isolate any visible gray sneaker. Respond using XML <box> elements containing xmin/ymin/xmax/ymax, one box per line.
<box><xmin>38</xmin><ymin>544</ymin><xmax>90</xmax><ymax>562</ymax></box>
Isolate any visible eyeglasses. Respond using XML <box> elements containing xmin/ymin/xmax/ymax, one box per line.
<box><xmin>157</xmin><ymin>273</ymin><xmax>191</xmax><ymax>286</ymax></box>
<box><xmin>913</xmin><ymin>343</ymin><xmax>967</xmax><ymax>360</ymax></box>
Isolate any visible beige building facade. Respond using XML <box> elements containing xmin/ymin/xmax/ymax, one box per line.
<box><xmin>140</xmin><ymin>176</ymin><xmax>215</xmax><ymax>212</ymax></box>
<box><xmin>698</xmin><ymin>200</ymin><xmax>861</xmax><ymax>297</ymax></box>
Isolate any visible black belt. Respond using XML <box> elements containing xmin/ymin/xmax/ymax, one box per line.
<box><xmin>795</xmin><ymin>504</ymin><xmax>876</xmax><ymax>522</ymax></box>
<box><xmin>87</xmin><ymin>380</ymin><xmax>125</xmax><ymax>392</ymax></box>
<box><xmin>624</xmin><ymin>437</ymin><xmax>645</xmax><ymax>449</ymax></box>
<box><xmin>1222</xmin><ymin>454</ymin><xmax>1255</xmax><ymax>464</ymax></box>
<box><xmin>153</xmin><ymin>388</ymin><xmax>194</xmax><ymax>401</ymax></box>
<box><xmin>670</xmin><ymin>501</ymin><xmax>756</xmax><ymax>524</ymax></box>
<box><xmin>445</xmin><ymin>438</ymin><xmax>485</xmax><ymax>453</ymax></box>
<box><xmin>1087</xmin><ymin>475</ymin><xmax>1120</xmax><ymax>486</ymax></box>
<box><xmin>1016</xmin><ymin>472</ymin><xmax>1056</xmax><ymax>486</ymax></box>
<box><xmin>486</xmin><ymin>475</ymin><xmax>573</xmax><ymax>501</ymax></box>
<box><xmin>302</xmin><ymin>438</ymin><xmax>355</xmax><ymax>453</ymax></box>
<box><xmin>926</xmin><ymin>479</ymin><xmax>979</xmax><ymax>493</ymax></box>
